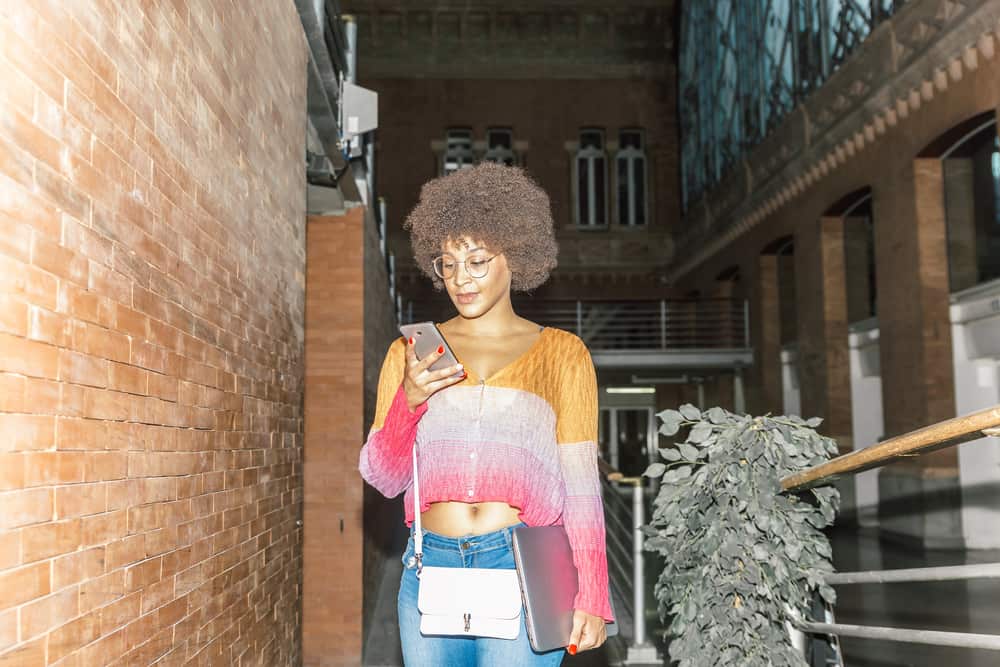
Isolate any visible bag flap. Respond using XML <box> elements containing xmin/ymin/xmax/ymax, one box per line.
<box><xmin>418</xmin><ymin>567</ymin><xmax>521</xmax><ymax>619</ymax></box>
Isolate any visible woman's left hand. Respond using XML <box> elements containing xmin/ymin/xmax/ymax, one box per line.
<box><xmin>567</xmin><ymin>609</ymin><xmax>607</xmax><ymax>654</ymax></box>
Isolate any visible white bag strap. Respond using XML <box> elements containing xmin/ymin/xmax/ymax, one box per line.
<box><xmin>412</xmin><ymin>444</ymin><xmax>424</xmax><ymax>575</ymax></box>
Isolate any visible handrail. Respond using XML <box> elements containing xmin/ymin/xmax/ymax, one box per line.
<box><xmin>780</xmin><ymin>405</ymin><xmax>1000</xmax><ymax>492</ymax></box>
<box><xmin>599</xmin><ymin>458</ymin><xmax>643</xmax><ymax>486</ymax></box>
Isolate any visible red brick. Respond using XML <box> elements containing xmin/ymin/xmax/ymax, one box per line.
<box><xmin>19</xmin><ymin>586</ymin><xmax>79</xmax><ymax>639</ymax></box>
<box><xmin>75</xmin><ymin>322</ymin><xmax>130</xmax><ymax>364</ymax></box>
<box><xmin>0</xmin><ymin>212</ymin><xmax>33</xmax><ymax>263</ymax></box>
<box><xmin>0</xmin><ymin>131</ymin><xmax>34</xmax><ymax>190</ymax></box>
<box><xmin>0</xmin><ymin>609</ymin><xmax>15</xmax><ymax>654</ymax></box>
<box><xmin>27</xmin><ymin>304</ymin><xmax>71</xmax><ymax>346</ymax></box>
<box><xmin>59</xmin><ymin>348</ymin><xmax>108</xmax><ymax>388</ymax></box>
<box><xmin>63</xmin><ymin>216</ymin><xmax>113</xmax><ymax>268</ymax></box>
<box><xmin>0</xmin><ymin>414</ymin><xmax>55</xmax><ymax>452</ymax></box>
<box><xmin>0</xmin><ymin>454</ymin><xmax>24</xmax><ymax>492</ymax></box>
<box><xmin>0</xmin><ymin>333</ymin><xmax>58</xmax><ymax>380</ymax></box>
<box><xmin>52</xmin><ymin>546</ymin><xmax>105</xmax><ymax>589</ymax></box>
<box><xmin>56</xmin><ymin>417</ymin><xmax>107</xmax><ymax>451</ymax></box>
<box><xmin>0</xmin><ymin>531</ymin><xmax>19</xmax><ymax>570</ymax></box>
<box><xmin>0</xmin><ymin>636</ymin><xmax>45</xmax><ymax>666</ymax></box>
<box><xmin>88</xmin><ymin>262</ymin><xmax>131</xmax><ymax>305</ymax></box>
<box><xmin>23</xmin><ymin>452</ymin><xmax>86</xmax><ymax>486</ymax></box>
<box><xmin>113</xmin><ymin>304</ymin><xmax>148</xmax><ymax>339</ymax></box>
<box><xmin>55</xmin><ymin>483</ymin><xmax>108</xmax><ymax>520</ymax></box>
<box><xmin>79</xmin><ymin>570</ymin><xmax>124</xmax><ymax>614</ymax></box>
<box><xmin>79</xmin><ymin>627</ymin><xmax>124</xmax><ymax>665</ymax></box>
<box><xmin>21</xmin><ymin>378</ymin><xmax>59</xmax><ymax>414</ymax></box>
<box><xmin>0</xmin><ymin>103</ymin><xmax>62</xmax><ymax>174</ymax></box>
<box><xmin>31</xmin><ymin>235</ymin><xmax>90</xmax><ymax>286</ymax></box>
<box><xmin>0</xmin><ymin>48</ymin><xmax>36</xmax><ymax>116</ymax></box>
<box><xmin>108</xmin><ymin>362</ymin><xmax>146</xmax><ymax>395</ymax></box>
<box><xmin>0</xmin><ymin>255</ymin><xmax>58</xmax><ymax>312</ymax></box>
<box><xmin>84</xmin><ymin>452</ymin><xmax>128</xmax><ymax>483</ymax></box>
<box><xmin>21</xmin><ymin>519</ymin><xmax>81</xmax><ymax>562</ymax></box>
<box><xmin>33</xmin><ymin>87</ymin><xmax>93</xmax><ymax>163</ymax></box>
<box><xmin>58</xmin><ymin>283</ymin><xmax>114</xmax><ymax>328</ymax></box>
<box><xmin>0</xmin><ymin>562</ymin><xmax>50</xmax><ymax>612</ymax></box>
<box><xmin>33</xmin><ymin>161</ymin><xmax>92</xmax><ymax>224</ymax></box>
<box><xmin>0</xmin><ymin>173</ymin><xmax>61</xmax><ymax>241</ymax></box>
<box><xmin>0</xmin><ymin>374</ymin><xmax>25</xmax><ymax>412</ymax></box>
<box><xmin>106</xmin><ymin>534</ymin><xmax>145</xmax><ymax>570</ymax></box>
<box><xmin>80</xmin><ymin>510</ymin><xmax>125</xmax><ymax>547</ymax></box>
<box><xmin>147</xmin><ymin>372</ymin><xmax>178</xmax><ymax>401</ymax></box>
<box><xmin>48</xmin><ymin>610</ymin><xmax>101</xmax><ymax>663</ymax></box>
<box><xmin>0</xmin><ymin>295</ymin><xmax>28</xmax><ymax>337</ymax></box>
<box><xmin>98</xmin><ymin>591</ymin><xmax>140</xmax><ymax>636</ymax></box>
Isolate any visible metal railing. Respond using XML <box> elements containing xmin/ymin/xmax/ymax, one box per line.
<box><xmin>404</xmin><ymin>298</ymin><xmax>750</xmax><ymax>351</ymax></box>
<box><xmin>599</xmin><ymin>460</ymin><xmax>659</xmax><ymax>664</ymax></box>
<box><xmin>781</xmin><ymin>405</ymin><xmax>1000</xmax><ymax>658</ymax></box>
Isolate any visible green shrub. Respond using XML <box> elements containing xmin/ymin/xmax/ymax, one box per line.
<box><xmin>643</xmin><ymin>405</ymin><xmax>840</xmax><ymax>667</ymax></box>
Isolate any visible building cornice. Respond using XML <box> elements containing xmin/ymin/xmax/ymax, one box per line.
<box><xmin>340</xmin><ymin>3</ymin><xmax>675</xmax><ymax>79</ymax></box>
<box><xmin>670</xmin><ymin>0</ymin><xmax>1000</xmax><ymax>284</ymax></box>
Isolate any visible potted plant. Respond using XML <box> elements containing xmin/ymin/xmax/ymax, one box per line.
<box><xmin>642</xmin><ymin>405</ymin><xmax>840</xmax><ymax>667</ymax></box>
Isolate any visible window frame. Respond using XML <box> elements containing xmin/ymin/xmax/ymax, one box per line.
<box><xmin>574</xmin><ymin>128</ymin><xmax>609</xmax><ymax>228</ymax></box>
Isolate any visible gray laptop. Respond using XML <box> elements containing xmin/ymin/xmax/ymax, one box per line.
<box><xmin>511</xmin><ymin>526</ymin><xmax>619</xmax><ymax>653</ymax></box>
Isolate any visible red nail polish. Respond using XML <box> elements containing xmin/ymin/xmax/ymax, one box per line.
<box><xmin>437</xmin><ymin>345</ymin><xmax>444</xmax><ymax>354</ymax></box>
<box><xmin>568</xmin><ymin>644</ymin><xmax>577</xmax><ymax>655</ymax></box>
<box><xmin>409</xmin><ymin>337</ymin><xmax>414</xmax><ymax>345</ymax></box>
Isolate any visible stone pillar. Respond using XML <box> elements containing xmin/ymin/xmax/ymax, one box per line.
<box><xmin>304</xmin><ymin>208</ymin><xmax>366</xmax><ymax>665</ymax></box>
<box><xmin>872</xmin><ymin>158</ymin><xmax>960</xmax><ymax>547</ymax></box>
<box><xmin>748</xmin><ymin>255</ymin><xmax>782</xmax><ymax>415</ymax></box>
<box><xmin>794</xmin><ymin>216</ymin><xmax>853</xmax><ymax>454</ymax></box>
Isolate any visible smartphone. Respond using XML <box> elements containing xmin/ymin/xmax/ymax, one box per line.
<box><xmin>398</xmin><ymin>321</ymin><xmax>465</xmax><ymax>380</ymax></box>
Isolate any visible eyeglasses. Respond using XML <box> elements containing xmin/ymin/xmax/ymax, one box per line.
<box><xmin>432</xmin><ymin>253</ymin><xmax>499</xmax><ymax>280</ymax></box>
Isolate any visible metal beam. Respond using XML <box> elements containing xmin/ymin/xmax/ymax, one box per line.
<box><xmin>591</xmin><ymin>348</ymin><xmax>753</xmax><ymax>371</ymax></box>
<box><xmin>825</xmin><ymin>562</ymin><xmax>1000</xmax><ymax>585</ymax></box>
<box><xmin>798</xmin><ymin>621</ymin><xmax>1000</xmax><ymax>651</ymax></box>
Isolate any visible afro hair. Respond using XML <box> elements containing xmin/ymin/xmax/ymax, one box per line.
<box><xmin>403</xmin><ymin>161</ymin><xmax>558</xmax><ymax>291</ymax></box>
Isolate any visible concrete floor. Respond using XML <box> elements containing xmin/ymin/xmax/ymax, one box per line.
<box><xmin>362</xmin><ymin>525</ymin><xmax>1000</xmax><ymax>666</ymax></box>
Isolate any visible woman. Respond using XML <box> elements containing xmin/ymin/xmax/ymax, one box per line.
<box><xmin>359</xmin><ymin>162</ymin><xmax>614</xmax><ymax>665</ymax></box>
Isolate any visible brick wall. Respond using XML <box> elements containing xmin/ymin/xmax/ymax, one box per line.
<box><xmin>1</xmin><ymin>2</ymin><xmax>307</xmax><ymax>664</ymax></box>
<box><xmin>365</xmin><ymin>76</ymin><xmax>679</xmax><ymax>302</ymax></box>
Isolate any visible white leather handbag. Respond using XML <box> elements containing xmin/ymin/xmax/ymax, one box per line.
<box><xmin>410</xmin><ymin>446</ymin><xmax>522</xmax><ymax>639</ymax></box>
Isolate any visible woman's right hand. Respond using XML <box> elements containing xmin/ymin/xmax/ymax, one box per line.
<box><xmin>402</xmin><ymin>338</ymin><xmax>466</xmax><ymax>412</ymax></box>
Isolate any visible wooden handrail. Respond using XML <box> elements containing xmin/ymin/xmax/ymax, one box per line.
<box><xmin>598</xmin><ymin>458</ymin><xmax>643</xmax><ymax>486</ymax></box>
<box><xmin>781</xmin><ymin>405</ymin><xmax>1000</xmax><ymax>492</ymax></box>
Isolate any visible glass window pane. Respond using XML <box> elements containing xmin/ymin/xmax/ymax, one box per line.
<box><xmin>578</xmin><ymin>157</ymin><xmax>590</xmax><ymax>225</ymax></box>
<box><xmin>634</xmin><ymin>158</ymin><xmax>646</xmax><ymax>225</ymax></box>
<box><xmin>618</xmin><ymin>157</ymin><xmax>629</xmax><ymax>225</ymax></box>
<box><xmin>594</xmin><ymin>157</ymin><xmax>605</xmax><ymax>224</ymax></box>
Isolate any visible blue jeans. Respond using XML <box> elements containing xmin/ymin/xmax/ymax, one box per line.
<box><xmin>398</xmin><ymin>523</ymin><xmax>565</xmax><ymax>666</ymax></box>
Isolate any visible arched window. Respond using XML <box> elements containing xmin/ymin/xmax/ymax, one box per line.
<box><xmin>616</xmin><ymin>129</ymin><xmax>647</xmax><ymax>226</ymax></box>
<box><xmin>927</xmin><ymin>112</ymin><xmax>1000</xmax><ymax>292</ymax></box>
<box><xmin>483</xmin><ymin>128</ymin><xmax>517</xmax><ymax>166</ymax></box>
<box><xmin>574</xmin><ymin>129</ymin><xmax>607</xmax><ymax>227</ymax></box>
<box><xmin>442</xmin><ymin>128</ymin><xmax>474</xmax><ymax>175</ymax></box>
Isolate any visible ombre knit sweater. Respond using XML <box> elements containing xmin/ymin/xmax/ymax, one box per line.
<box><xmin>359</xmin><ymin>326</ymin><xmax>614</xmax><ymax>622</ymax></box>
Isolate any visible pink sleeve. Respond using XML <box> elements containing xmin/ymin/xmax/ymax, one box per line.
<box><xmin>556</xmin><ymin>336</ymin><xmax>614</xmax><ymax>621</ymax></box>
<box><xmin>358</xmin><ymin>384</ymin><xmax>427</xmax><ymax>498</ymax></box>
<box><xmin>558</xmin><ymin>442</ymin><xmax>615</xmax><ymax>622</ymax></box>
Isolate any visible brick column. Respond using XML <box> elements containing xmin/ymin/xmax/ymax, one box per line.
<box><xmin>874</xmin><ymin>159</ymin><xmax>956</xmax><ymax>442</ymax></box>
<box><xmin>748</xmin><ymin>255</ymin><xmax>782</xmax><ymax>415</ymax></box>
<box><xmin>873</xmin><ymin>158</ymin><xmax>959</xmax><ymax>547</ymax></box>
<box><xmin>794</xmin><ymin>217</ymin><xmax>852</xmax><ymax>453</ymax></box>
<box><xmin>304</xmin><ymin>208</ymin><xmax>366</xmax><ymax>666</ymax></box>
